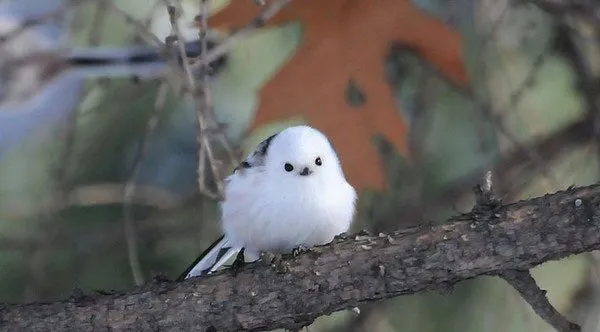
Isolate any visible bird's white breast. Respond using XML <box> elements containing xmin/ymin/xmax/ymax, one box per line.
<box><xmin>221</xmin><ymin>172</ymin><xmax>356</xmax><ymax>254</ymax></box>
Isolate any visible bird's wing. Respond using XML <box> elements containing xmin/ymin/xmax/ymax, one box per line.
<box><xmin>179</xmin><ymin>132</ymin><xmax>281</xmax><ymax>281</ymax></box>
<box><xmin>177</xmin><ymin>234</ymin><xmax>242</xmax><ymax>281</ymax></box>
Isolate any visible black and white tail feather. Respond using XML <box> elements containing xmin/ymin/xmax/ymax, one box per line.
<box><xmin>177</xmin><ymin>235</ymin><xmax>243</xmax><ymax>281</ymax></box>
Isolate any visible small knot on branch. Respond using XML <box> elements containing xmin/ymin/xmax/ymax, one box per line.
<box><xmin>471</xmin><ymin>170</ymin><xmax>503</xmax><ymax>217</ymax></box>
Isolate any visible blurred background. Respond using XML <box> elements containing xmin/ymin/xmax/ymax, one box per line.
<box><xmin>0</xmin><ymin>0</ymin><xmax>599</xmax><ymax>331</ymax></box>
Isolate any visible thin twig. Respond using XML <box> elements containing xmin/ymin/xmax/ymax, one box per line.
<box><xmin>189</xmin><ymin>0</ymin><xmax>290</xmax><ymax>171</ymax></box>
<box><xmin>198</xmin><ymin>0</ymin><xmax>239</xmax><ymax>196</ymax></box>
<box><xmin>501</xmin><ymin>270</ymin><xmax>581</xmax><ymax>332</ymax></box>
<box><xmin>104</xmin><ymin>0</ymin><xmax>241</xmax><ymax>200</ymax></box>
<box><xmin>555</xmin><ymin>22</ymin><xmax>600</xmax><ymax>178</ymax></box>
<box><xmin>52</xmin><ymin>0</ymin><xmax>109</xmax><ymax>213</ymax></box>
<box><xmin>468</xmin><ymin>26</ymin><xmax>560</xmax><ymax>189</ymax></box>
<box><xmin>461</xmin><ymin>0</ymin><xmax>563</xmax><ymax>191</ymax></box>
<box><xmin>460</xmin><ymin>91</ymin><xmax>561</xmax><ymax>193</ymax></box>
<box><xmin>196</xmin><ymin>0</ymin><xmax>239</xmax><ymax>173</ymax></box>
<box><xmin>161</xmin><ymin>1</ymin><xmax>225</xmax><ymax>199</ymax></box>
<box><xmin>189</xmin><ymin>0</ymin><xmax>292</xmax><ymax>68</ymax></box>
<box><xmin>504</xmin><ymin>50</ymin><xmax>548</xmax><ymax>111</ymax></box>
<box><xmin>105</xmin><ymin>0</ymin><xmax>191</xmax><ymax>92</ymax></box>
<box><xmin>122</xmin><ymin>82</ymin><xmax>170</xmax><ymax>286</ymax></box>
<box><xmin>51</xmin><ymin>98</ymin><xmax>79</xmax><ymax>213</ymax></box>
<box><xmin>196</xmin><ymin>0</ymin><xmax>225</xmax><ymax>198</ymax></box>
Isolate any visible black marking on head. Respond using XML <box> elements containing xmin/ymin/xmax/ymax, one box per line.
<box><xmin>247</xmin><ymin>133</ymin><xmax>278</xmax><ymax>168</ymax></box>
<box><xmin>233</xmin><ymin>160</ymin><xmax>252</xmax><ymax>173</ymax></box>
<box><xmin>232</xmin><ymin>132</ymin><xmax>279</xmax><ymax>175</ymax></box>
<box><xmin>255</xmin><ymin>133</ymin><xmax>277</xmax><ymax>157</ymax></box>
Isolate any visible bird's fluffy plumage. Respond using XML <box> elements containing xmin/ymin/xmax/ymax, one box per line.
<box><xmin>179</xmin><ymin>125</ymin><xmax>357</xmax><ymax>280</ymax></box>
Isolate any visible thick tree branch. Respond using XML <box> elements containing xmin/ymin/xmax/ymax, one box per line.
<box><xmin>3</xmin><ymin>184</ymin><xmax>600</xmax><ymax>331</ymax></box>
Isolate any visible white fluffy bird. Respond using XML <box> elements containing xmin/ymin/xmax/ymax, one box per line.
<box><xmin>178</xmin><ymin>125</ymin><xmax>357</xmax><ymax>280</ymax></box>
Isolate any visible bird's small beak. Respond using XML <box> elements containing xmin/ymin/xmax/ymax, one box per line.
<box><xmin>299</xmin><ymin>167</ymin><xmax>313</xmax><ymax>176</ymax></box>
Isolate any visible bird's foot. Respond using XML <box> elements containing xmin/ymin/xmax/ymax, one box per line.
<box><xmin>292</xmin><ymin>245</ymin><xmax>309</xmax><ymax>257</ymax></box>
<box><xmin>260</xmin><ymin>252</ymin><xmax>290</xmax><ymax>274</ymax></box>
<box><xmin>260</xmin><ymin>251</ymin><xmax>280</xmax><ymax>265</ymax></box>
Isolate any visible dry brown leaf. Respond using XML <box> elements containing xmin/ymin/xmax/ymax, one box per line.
<box><xmin>208</xmin><ymin>0</ymin><xmax>469</xmax><ymax>191</ymax></box>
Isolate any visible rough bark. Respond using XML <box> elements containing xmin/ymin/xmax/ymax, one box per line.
<box><xmin>3</xmin><ymin>184</ymin><xmax>600</xmax><ymax>332</ymax></box>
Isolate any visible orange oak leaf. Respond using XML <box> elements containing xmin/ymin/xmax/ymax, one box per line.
<box><xmin>208</xmin><ymin>0</ymin><xmax>469</xmax><ymax>191</ymax></box>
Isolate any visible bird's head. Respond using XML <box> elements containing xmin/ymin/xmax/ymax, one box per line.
<box><xmin>263</xmin><ymin>125</ymin><xmax>345</xmax><ymax>182</ymax></box>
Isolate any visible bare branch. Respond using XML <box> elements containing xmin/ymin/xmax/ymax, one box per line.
<box><xmin>3</xmin><ymin>184</ymin><xmax>600</xmax><ymax>331</ymax></box>
<box><xmin>190</xmin><ymin>0</ymin><xmax>293</xmax><ymax>68</ymax></box>
<box><xmin>122</xmin><ymin>82</ymin><xmax>170</xmax><ymax>286</ymax></box>
<box><xmin>501</xmin><ymin>269</ymin><xmax>581</xmax><ymax>332</ymax></box>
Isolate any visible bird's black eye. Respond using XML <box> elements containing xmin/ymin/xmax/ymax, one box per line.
<box><xmin>284</xmin><ymin>163</ymin><xmax>294</xmax><ymax>172</ymax></box>
<box><xmin>315</xmin><ymin>157</ymin><xmax>322</xmax><ymax>166</ymax></box>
